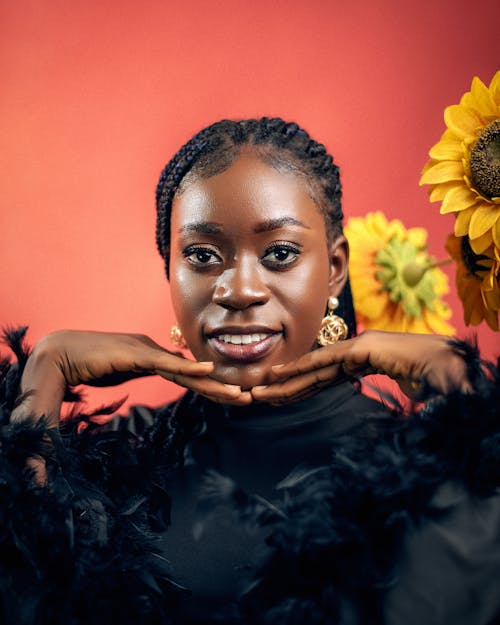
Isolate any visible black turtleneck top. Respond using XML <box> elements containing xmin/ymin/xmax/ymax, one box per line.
<box><xmin>155</xmin><ymin>382</ymin><xmax>500</xmax><ymax>625</ymax></box>
<box><xmin>158</xmin><ymin>381</ymin><xmax>387</xmax><ymax>600</ymax></box>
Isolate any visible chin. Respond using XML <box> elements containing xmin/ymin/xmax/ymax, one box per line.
<box><xmin>211</xmin><ymin>362</ymin><xmax>271</xmax><ymax>390</ymax></box>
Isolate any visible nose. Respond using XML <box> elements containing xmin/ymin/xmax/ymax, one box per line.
<box><xmin>212</xmin><ymin>259</ymin><xmax>270</xmax><ymax>310</ymax></box>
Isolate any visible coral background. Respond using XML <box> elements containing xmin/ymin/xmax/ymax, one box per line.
<box><xmin>1</xmin><ymin>0</ymin><xmax>499</xmax><ymax>410</ymax></box>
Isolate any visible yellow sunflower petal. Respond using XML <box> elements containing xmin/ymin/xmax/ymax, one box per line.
<box><xmin>385</xmin><ymin>307</ymin><xmax>406</xmax><ymax>332</ymax></box>
<box><xmin>428</xmin><ymin>137</ymin><xmax>463</xmax><ymax>161</ymax></box>
<box><xmin>357</xmin><ymin>291</ymin><xmax>389</xmax><ymax>319</ymax></box>
<box><xmin>444</xmin><ymin>232</ymin><xmax>461</xmax><ymax>257</ymax></box>
<box><xmin>348</xmin><ymin>234</ymin><xmax>378</xmax><ymax>254</ymax></box>
<box><xmin>487</xmin><ymin>289</ymin><xmax>500</xmax><ymax>315</ymax></box>
<box><xmin>435</xmin><ymin>298</ymin><xmax>453</xmax><ymax>321</ymax></box>
<box><xmin>420</xmin><ymin>160</ymin><xmax>464</xmax><ymax>185</ymax></box>
<box><xmin>369</xmin><ymin>211</ymin><xmax>389</xmax><ymax>229</ymax></box>
<box><xmin>429</xmin><ymin>181</ymin><xmax>459</xmax><ymax>202</ymax></box>
<box><xmin>469</xmin><ymin>205</ymin><xmax>500</xmax><ymax>239</ymax></box>
<box><xmin>355</xmin><ymin>238</ymin><xmax>382</xmax><ymax>255</ymax></box>
<box><xmin>432</xmin><ymin>269</ymin><xmax>450</xmax><ymax>296</ymax></box>
<box><xmin>483</xmin><ymin>276</ymin><xmax>500</xmax><ymax>310</ymax></box>
<box><xmin>469</xmin><ymin>303</ymin><xmax>486</xmax><ymax>327</ymax></box>
<box><xmin>485</xmin><ymin>309</ymin><xmax>499</xmax><ymax>331</ymax></box>
<box><xmin>410</xmin><ymin>315</ymin><xmax>430</xmax><ymax>334</ymax></box>
<box><xmin>386</xmin><ymin>219</ymin><xmax>405</xmax><ymax>240</ymax></box>
<box><xmin>490</xmin><ymin>71</ymin><xmax>500</xmax><ymax>104</ymax></box>
<box><xmin>469</xmin><ymin>229</ymin><xmax>493</xmax><ymax>254</ymax></box>
<box><xmin>350</xmin><ymin>275</ymin><xmax>381</xmax><ymax>294</ymax></box>
<box><xmin>346</xmin><ymin>221</ymin><xmax>381</xmax><ymax>249</ymax></box>
<box><xmin>444</xmin><ymin>104</ymin><xmax>482</xmax><ymax>139</ymax></box>
<box><xmin>493</xmin><ymin>220</ymin><xmax>500</xmax><ymax>249</ymax></box>
<box><xmin>423</xmin><ymin>308</ymin><xmax>455</xmax><ymax>335</ymax></box>
<box><xmin>407</xmin><ymin>227</ymin><xmax>427</xmax><ymax>248</ymax></box>
<box><xmin>440</xmin><ymin>183</ymin><xmax>478</xmax><ymax>214</ymax></box>
<box><xmin>420</xmin><ymin>159</ymin><xmax>435</xmax><ymax>178</ymax></box>
<box><xmin>481</xmin><ymin>291</ymin><xmax>499</xmax><ymax>330</ymax></box>
<box><xmin>454</xmin><ymin>206</ymin><xmax>476</xmax><ymax>236</ymax></box>
<box><xmin>469</xmin><ymin>76</ymin><xmax>498</xmax><ymax>118</ymax></box>
<box><xmin>461</xmin><ymin>280</ymin><xmax>484</xmax><ymax>325</ymax></box>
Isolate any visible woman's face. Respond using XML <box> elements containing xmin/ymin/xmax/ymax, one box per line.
<box><xmin>169</xmin><ymin>151</ymin><xmax>347</xmax><ymax>389</ymax></box>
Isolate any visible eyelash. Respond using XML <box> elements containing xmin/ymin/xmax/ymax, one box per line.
<box><xmin>184</xmin><ymin>246</ymin><xmax>221</xmax><ymax>267</ymax></box>
<box><xmin>183</xmin><ymin>242</ymin><xmax>301</xmax><ymax>269</ymax></box>
<box><xmin>261</xmin><ymin>242</ymin><xmax>301</xmax><ymax>268</ymax></box>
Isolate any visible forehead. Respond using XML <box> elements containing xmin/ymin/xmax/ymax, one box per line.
<box><xmin>171</xmin><ymin>152</ymin><xmax>326</xmax><ymax>233</ymax></box>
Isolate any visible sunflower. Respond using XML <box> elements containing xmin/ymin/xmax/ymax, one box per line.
<box><xmin>345</xmin><ymin>212</ymin><xmax>454</xmax><ymax>334</ymax></box>
<box><xmin>445</xmin><ymin>234</ymin><xmax>499</xmax><ymax>331</ymax></box>
<box><xmin>419</xmin><ymin>71</ymin><xmax>500</xmax><ymax>257</ymax></box>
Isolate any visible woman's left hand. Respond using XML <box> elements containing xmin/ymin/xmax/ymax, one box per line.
<box><xmin>251</xmin><ymin>331</ymin><xmax>473</xmax><ymax>405</ymax></box>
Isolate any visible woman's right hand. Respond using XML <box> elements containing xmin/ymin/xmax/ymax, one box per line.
<box><xmin>11</xmin><ymin>330</ymin><xmax>252</xmax><ymax>427</ymax></box>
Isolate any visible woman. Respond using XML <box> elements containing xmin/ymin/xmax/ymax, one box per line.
<box><xmin>2</xmin><ymin>118</ymin><xmax>499</xmax><ymax>624</ymax></box>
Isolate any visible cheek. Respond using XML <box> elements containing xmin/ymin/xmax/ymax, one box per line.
<box><xmin>274</xmin><ymin>254</ymin><xmax>331</xmax><ymax>355</ymax></box>
<box><xmin>169</xmin><ymin>267</ymin><xmax>210</xmax><ymax>355</ymax></box>
<box><xmin>285</xmin><ymin>293</ymin><xmax>328</xmax><ymax>354</ymax></box>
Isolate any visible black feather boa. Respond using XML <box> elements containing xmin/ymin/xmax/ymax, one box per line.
<box><xmin>0</xmin><ymin>328</ymin><xmax>499</xmax><ymax>624</ymax></box>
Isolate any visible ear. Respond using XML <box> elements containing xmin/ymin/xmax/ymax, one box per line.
<box><xmin>327</xmin><ymin>235</ymin><xmax>349</xmax><ymax>297</ymax></box>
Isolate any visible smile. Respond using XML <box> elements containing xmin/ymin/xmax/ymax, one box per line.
<box><xmin>217</xmin><ymin>333</ymin><xmax>268</xmax><ymax>345</ymax></box>
<box><xmin>206</xmin><ymin>328</ymin><xmax>282</xmax><ymax>363</ymax></box>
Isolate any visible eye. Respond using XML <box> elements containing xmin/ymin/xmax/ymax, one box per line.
<box><xmin>261</xmin><ymin>243</ymin><xmax>301</xmax><ymax>269</ymax></box>
<box><xmin>183</xmin><ymin>246</ymin><xmax>221</xmax><ymax>267</ymax></box>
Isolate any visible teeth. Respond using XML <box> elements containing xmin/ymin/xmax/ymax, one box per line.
<box><xmin>217</xmin><ymin>333</ymin><xmax>268</xmax><ymax>345</ymax></box>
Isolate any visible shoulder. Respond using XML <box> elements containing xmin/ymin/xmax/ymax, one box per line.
<box><xmin>384</xmin><ymin>484</ymin><xmax>500</xmax><ymax>625</ymax></box>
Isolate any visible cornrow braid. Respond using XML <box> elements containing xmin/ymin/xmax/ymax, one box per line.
<box><xmin>156</xmin><ymin>117</ymin><xmax>356</xmax><ymax>336</ymax></box>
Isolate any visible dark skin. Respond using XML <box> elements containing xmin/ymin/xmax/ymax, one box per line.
<box><xmin>169</xmin><ymin>152</ymin><xmax>347</xmax><ymax>391</ymax></box>
<box><xmin>13</xmin><ymin>150</ymin><xmax>471</xmax><ymax>433</ymax></box>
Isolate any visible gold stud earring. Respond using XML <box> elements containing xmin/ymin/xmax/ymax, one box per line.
<box><xmin>170</xmin><ymin>323</ymin><xmax>187</xmax><ymax>349</ymax></box>
<box><xmin>317</xmin><ymin>296</ymin><xmax>348</xmax><ymax>346</ymax></box>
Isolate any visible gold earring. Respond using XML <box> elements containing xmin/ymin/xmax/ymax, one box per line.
<box><xmin>170</xmin><ymin>323</ymin><xmax>187</xmax><ymax>349</ymax></box>
<box><xmin>317</xmin><ymin>296</ymin><xmax>348</xmax><ymax>346</ymax></box>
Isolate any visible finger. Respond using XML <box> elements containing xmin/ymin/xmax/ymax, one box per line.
<box><xmin>199</xmin><ymin>391</ymin><xmax>253</xmax><ymax>406</ymax></box>
<box><xmin>153</xmin><ymin>357</ymin><xmax>214</xmax><ymax>377</ymax></box>
<box><xmin>341</xmin><ymin>360</ymin><xmax>379</xmax><ymax>378</ymax></box>
<box><xmin>252</xmin><ymin>364</ymin><xmax>340</xmax><ymax>403</ymax></box>
<box><xmin>270</xmin><ymin>339</ymin><xmax>362</xmax><ymax>380</ymax></box>
<box><xmin>396</xmin><ymin>378</ymin><xmax>424</xmax><ymax>400</ymax></box>
<box><xmin>156</xmin><ymin>371</ymin><xmax>246</xmax><ymax>402</ymax></box>
<box><xmin>424</xmin><ymin>358</ymin><xmax>472</xmax><ymax>395</ymax></box>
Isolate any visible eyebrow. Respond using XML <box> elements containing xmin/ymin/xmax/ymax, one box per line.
<box><xmin>253</xmin><ymin>217</ymin><xmax>311</xmax><ymax>233</ymax></box>
<box><xmin>178</xmin><ymin>222</ymin><xmax>223</xmax><ymax>235</ymax></box>
<box><xmin>178</xmin><ymin>217</ymin><xmax>311</xmax><ymax>236</ymax></box>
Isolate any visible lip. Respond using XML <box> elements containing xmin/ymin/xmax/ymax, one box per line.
<box><xmin>205</xmin><ymin>325</ymin><xmax>282</xmax><ymax>363</ymax></box>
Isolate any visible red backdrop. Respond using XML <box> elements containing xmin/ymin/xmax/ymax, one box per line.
<box><xmin>1</xmin><ymin>0</ymin><xmax>499</xmax><ymax>411</ymax></box>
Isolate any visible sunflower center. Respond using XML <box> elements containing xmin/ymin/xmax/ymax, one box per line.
<box><xmin>374</xmin><ymin>238</ymin><xmax>437</xmax><ymax>318</ymax></box>
<box><xmin>470</xmin><ymin>118</ymin><xmax>500</xmax><ymax>199</ymax></box>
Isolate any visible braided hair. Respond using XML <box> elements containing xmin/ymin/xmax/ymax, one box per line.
<box><xmin>156</xmin><ymin>117</ymin><xmax>356</xmax><ymax>335</ymax></box>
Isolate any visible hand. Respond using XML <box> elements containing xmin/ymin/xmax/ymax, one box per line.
<box><xmin>12</xmin><ymin>330</ymin><xmax>252</xmax><ymax>427</ymax></box>
<box><xmin>251</xmin><ymin>331</ymin><xmax>473</xmax><ymax>405</ymax></box>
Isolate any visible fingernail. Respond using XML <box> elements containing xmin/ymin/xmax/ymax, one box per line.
<box><xmin>272</xmin><ymin>364</ymin><xmax>284</xmax><ymax>370</ymax></box>
<box><xmin>224</xmin><ymin>384</ymin><xmax>240</xmax><ymax>391</ymax></box>
<box><xmin>253</xmin><ymin>385</ymin><xmax>268</xmax><ymax>391</ymax></box>
<box><xmin>199</xmin><ymin>361</ymin><xmax>213</xmax><ymax>366</ymax></box>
